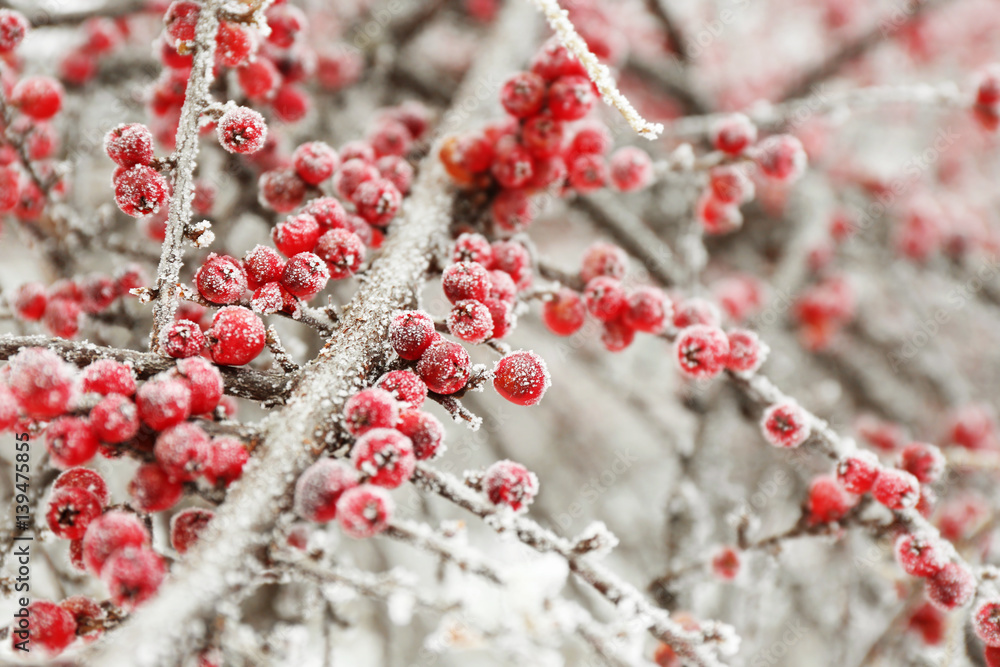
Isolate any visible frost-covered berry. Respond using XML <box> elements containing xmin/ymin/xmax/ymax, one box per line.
<box><xmin>243</xmin><ymin>245</ymin><xmax>286</xmax><ymax>290</ymax></box>
<box><xmin>217</xmin><ymin>106</ymin><xmax>267</xmax><ymax>154</ymax></box>
<box><xmin>483</xmin><ymin>459</ymin><xmax>538</xmax><ymax>511</ymax></box>
<box><xmin>59</xmin><ymin>595</ymin><xmax>104</xmax><ymax>642</ymax></box>
<box><xmin>79</xmin><ymin>275</ymin><xmax>118</xmax><ymax>314</ymax></box>
<box><xmin>836</xmin><ymin>451</ymin><xmax>880</xmax><ymax>494</ymax></box>
<box><xmin>0</xmin><ymin>9</ymin><xmax>29</xmax><ymax>53</ymax></box>
<box><xmin>448</xmin><ymin>300</ymin><xmax>494</xmax><ymax>344</ymax></box>
<box><xmin>344</xmin><ymin>388</ymin><xmax>400</xmax><ymax>437</ymax></box>
<box><xmin>12</xmin><ymin>76</ymin><xmax>64</xmax><ymax>120</ymax></box>
<box><xmin>543</xmin><ymin>288</ymin><xmax>586</xmax><ymax>336</ymax></box>
<box><xmin>376</xmin><ymin>370</ymin><xmax>428</xmax><ymax>410</ymax></box>
<box><xmin>522</xmin><ymin>114</ymin><xmax>565</xmax><ymax>159</ymax></box>
<box><xmin>926</xmin><ymin>562</ymin><xmax>975</xmax><ymax>611</ymax></box>
<box><xmin>352</xmin><ymin>178</ymin><xmax>402</xmax><ymax>227</ymax></box>
<box><xmin>336</xmin><ymin>484</ymin><xmax>393</xmax><ymax>538</ymax></box>
<box><xmin>492</xmin><ymin>188</ymin><xmax>533</xmax><ymax>234</ymax></box>
<box><xmin>46</xmin><ymin>417</ymin><xmax>99</xmax><ymax>469</ymax></box>
<box><xmin>376</xmin><ymin>155</ymin><xmax>413</xmax><ymax>194</ymax></box>
<box><xmin>754</xmin><ymin>134</ymin><xmax>807</xmax><ymax>182</ymax></box>
<box><xmin>453</xmin><ymin>232</ymin><xmax>493</xmax><ymax>265</ymax></box>
<box><xmin>389</xmin><ymin>310</ymin><xmax>436</xmax><ymax>361</ymax></box>
<box><xmin>493</xmin><ymin>350</ymin><xmax>550</xmax><ymax>406</ymax></box>
<box><xmin>872</xmin><ymin>468</ymin><xmax>920</xmax><ymax>510</ymax></box>
<box><xmin>490</xmin><ymin>240</ymin><xmax>532</xmax><ymax>289</ymax></box>
<box><xmin>531</xmin><ymin>37</ymin><xmax>587</xmax><ymax>81</ymax></box>
<box><xmin>258</xmin><ymin>168</ymin><xmax>307</xmax><ymax>213</ymax></box>
<box><xmin>170</xmin><ymin>508</ymin><xmax>214</xmax><ymax>554</ymax></box>
<box><xmin>946</xmin><ymin>404</ymin><xmax>997</xmax><ymax>450</ymax></box>
<box><xmin>491</xmin><ymin>138</ymin><xmax>535</xmax><ymax>189</ymax></box>
<box><xmin>417</xmin><ymin>339</ymin><xmax>471</xmax><ymax>395</ymax></box>
<box><xmin>12</xmin><ymin>282</ymin><xmax>47</xmax><ymax>320</ymax></box>
<box><xmin>712</xmin><ymin>113</ymin><xmax>757</xmax><ymax>155</ymax></box>
<box><xmin>568</xmin><ymin>153</ymin><xmax>608</xmax><ymax>193</ymax></box>
<box><xmin>584</xmin><ymin>276</ymin><xmax>627</xmax><ymax>323</ymax></box>
<box><xmin>760</xmin><ymin>401</ymin><xmax>810</xmax><ymax>448</ymax></box>
<box><xmin>895</xmin><ymin>532</ymin><xmax>947</xmax><ymax>578</ymax></box>
<box><xmin>807</xmin><ymin>474</ymin><xmax>855</xmax><ymax>524</ymax></box>
<box><xmin>675</xmin><ymin>325</ymin><xmax>730</xmax><ymax>380</ymax></box>
<box><xmin>203</xmin><ymin>437</ymin><xmax>249</xmax><ymax>487</ymax></box>
<box><xmin>105</xmin><ymin>123</ymin><xmax>154</xmax><ymax>168</ymax></box>
<box><xmin>294</xmin><ymin>458</ymin><xmax>360</xmax><ymax>523</ymax></box>
<box><xmin>47</xmin><ymin>486</ymin><xmax>102</xmax><ymax>540</ymax></box>
<box><xmin>351</xmin><ymin>428</ymin><xmax>415</xmax><ymax>488</ymax></box>
<box><xmin>974</xmin><ymin>600</ymin><xmax>1000</xmax><ymax>647</ymax></box>
<box><xmin>315</xmin><ymin>228</ymin><xmax>365</xmax><ymax>280</ymax></box>
<box><xmin>272</xmin><ymin>83</ymin><xmax>311</xmax><ymax>122</ymax></box>
<box><xmin>113</xmin><ymin>164</ymin><xmax>169</xmax><ymax>217</ymax></box>
<box><xmin>165</xmin><ymin>0</ymin><xmax>199</xmax><ymax>43</ymax></box>
<box><xmin>725</xmin><ymin>329</ymin><xmax>768</xmax><ymax>373</ymax></box>
<box><xmin>18</xmin><ymin>601</ymin><xmax>76</xmax><ymax>655</ymax></box>
<box><xmin>396</xmin><ymin>410</ymin><xmax>445</xmax><ymax>460</ymax></box>
<box><xmin>54</xmin><ymin>468</ymin><xmax>110</xmax><ymax>506</ymax></box>
<box><xmin>90</xmin><ymin>394</ymin><xmax>140</xmax><ymax>444</ymax></box>
<box><xmin>281</xmin><ymin>252</ymin><xmax>329</xmax><ymax>300</ymax></box>
<box><xmin>155</xmin><ymin>422</ymin><xmax>210</xmax><ymax>482</ymax></box>
<box><xmin>215</xmin><ymin>21</ymin><xmax>256</xmax><ymax>67</ymax></box>
<box><xmin>265</xmin><ymin>3</ymin><xmax>306</xmax><ymax>47</ymax></box>
<box><xmin>711</xmin><ymin>546</ymin><xmax>741</xmax><ymax>580</ymax></box>
<box><xmin>129</xmin><ymin>463</ymin><xmax>183</xmax><ymax>512</ymax></box>
<box><xmin>196</xmin><ymin>254</ymin><xmax>247</xmax><ymax>305</ymax></box>
<box><xmin>899</xmin><ymin>442</ymin><xmax>945</xmax><ymax>484</ymax></box>
<box><xmin>163</xmin><ymin>319</ymin><xmax>205</xmax><ymax>359</ymax></box>
<box><xmin>709</xmin><ymin>165</ymin><xmax>755</xmax><ymax>204</ymax></box>
<box><xmin>43</xmin><ymin>297</ymin><xmax>82</xmax><ymax>339</ymax></box>
<box><xmin>206</xmin><ymin>306</ymin><xmax>266</xmax><ymax>366</ymax></box>
<box><xmin>581</xmin><ymin>242</ymin><xmax>627</xmax><ymax>284</ymax></box>
<box><xmin>488</xmin><ymin>270</ymin><xmax>517</xmax><ymax>305</ymax></box>
<box><xmin>136</xmin><ymin>375</ymin><xmax>191</xmax><ymax>431</ymax></box>
<box><xmin>547</xmin><ymin>75</ymin><xmax>596</xmax><ymax>121</ymax></box>
<box><xmin>443</xmin><ymin>261</ymin><xmax>491</xmax><ymax>304</ymax></box>
<box><xmin>601</xmin><ymin>317</ymin><xmax>635</xmax><ymax>352</ymax></box>
<box><xmin>333</xmin><ymin>158</ymin><xmax>379</xmax><ymax>199</ymax></box>
<box><xmin>172</xmin><ymin>357</ymin><xmax>223</xmax><ymax>416</ymax></box>
<box><xmin>272</xmin><ymin>213</ymin><xmax>321</xmax><ymax>258</ymax></box>
<box><xmin>624</xmin><ymin>287</ymin><xmax>670</xmax><ymax>333</ymax></box>
<box><xmin>292</xmin><ymin>141</ymin><xmax>339</xmax><ymax>185</ymax></box>
<box><xmin>609</xmin><ymin>147</ymin><xmax>653</xmax><ymax>192</ymax></box>
<box><xmin>102</xmin><ymin>546</ymin><xmax>165</xmax><ymax>610</ymax></box>
<box><xmin>82</xmin><ymin>510</ymin><xmax>149</xmax><ymax>574</ymax></box>
<box><xmin>8</xmin><ymin>347</ymin><xmax>76</xmax><ymax>418</ymax></box>
<box><xmin>81</xmin><ymin>359</ymin><xmax>135</xmax><ymax>396</ymax></box>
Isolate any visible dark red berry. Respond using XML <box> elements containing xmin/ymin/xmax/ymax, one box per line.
<box><xmin>47</xmin><ymin>486</ymin><xmax>102</xmax><ymax>540</ymax></box>
<box><xmin>416</xmin><ymin>339</ymin><xmax>471</xmax><ymax>395</ymax></box>
<box><xmin>206</xmin><ymin>306</ymin><xmax>266</xmax><ymax>366</ymax></box>
<box><xmin>170</xmin><ymin>507</ymin><xmax>214</xmax><ymax>554</ymax></box>
<box><xmin>396</xmin><ymin>410</ymin><xmax>445</xmax><ymax>460</ymax></box>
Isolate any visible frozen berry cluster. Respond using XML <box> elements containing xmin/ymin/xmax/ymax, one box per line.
<box><xmin>8</xmin><ymin>265</ymin><xmax>148</xmax><ymax>339</ymax></box>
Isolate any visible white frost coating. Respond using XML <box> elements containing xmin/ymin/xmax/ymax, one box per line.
<box><xmin>528</xmin><ymin>0</ymin><xmax>664</xmax><ymax>140</ymax></box>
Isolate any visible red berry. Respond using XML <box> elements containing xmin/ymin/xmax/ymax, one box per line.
<box><xmin>105</xmin><ymin>123</ymin><xmax>154</xmax><ymax>168</ymax></box>
<box><xmin>17</xmin><ymin>601</ymin><xmax>76</xmax><ymax>655</ymax></box>
<box><xmin>352</xmin><ymin>178</ymin><xmax>401</xmax><ymax>227</ymax></box>
<box><xmin>492</xmin><ymin>350</ymin><xmax>550</xmax><ymax>406</ymax></box>
<box><xmin>522</xmin><ymin>114</ymin><xmax>565</xmax><ymax>158</ymax></box>
<box><xmin>483</xmin><ymin>459</ymin><xmax>538</xmax><ymax>511</ymax></box>
<box><xmin>0</xmin><ymin>385</ymin><xmax>16</xmax><ymax>432</ymax></box>
<box><xmin>60</xmin><ymin>595</ymin><xmax>105</xmax><ymax>642</ymax></box>
<box><xmin>697</xmin><ymin>193</ymin><xmax>742</xmax><ymax>235</ymax></box>
<box><xmin>417</xmin><ymin>339</ymin><xmax>471</xmax><ymax>395</ymax></box>
<box><xmin>90</xmin><ymin>394</ymin><xmax>140</xmax><ymax>444</ymax></box>
<box><xmin>543</xmin><ymin>288</ymin><xmax>586</xmax><ymax>336</ymax></box>
<box><xmin>609</xmin><ymin>147</ymin><xmax>653</xmax><ymax>192</ymax></box>
<box><xmin>530</xmin><ymin>38</ymin><xmax>587</xmax><ymax>81</ymax></box>
<box><xmin>82</xmin><ymin>510</ymin><xmax>149</xmax><ymax>574</ymax></box>
<box><xmin>899</xmin><ymin>442</ymin><xmax>945</xmax><ymax>484</ymax></box>
<box><xmin>163</xmin><ymin>319</ymin><xmax>205</xmax><ymax>359</ymax></box>
<box><xmin>280</xmin><ymin>252</ymin><xmax>329</xmax><ymax>299</ymax></box>
<box><xmin>272</xmin><ymin>84</ymin><xmax>311</xmax><ymax>123</ymax></box>
<box><xmin>581</xmin><ymin>242</ymin><xmax>627</xmax><ymax>283</ymax></box>
<box><xmin>925</xmin><ymin>562</ymin><xmax>975</xmax><ymax>611</ymax></box>
<box><xmin>492</xmin><ymin>188</ymin><xmax>534</xmax><ymax>234</ymax></box>
<box><xmin>389</xmin><ymin>310</ymin><xmax>437</xmax><ymax>361</ymax></box>
<box><xmin>448</xmin><ymin>300</ymin><xmax>493</xmax><ymax>344</ymax></box>
<box><xmin>206</xmin><ymin>306</ymin><xmax>266</xmax><ymax>366</ymax></box>
<box><xmin>369</xmin><ymin>119</ymin><xmax>413</xmax><ymax>158</ymax></box>
<box><xmin>79</xmin><ymin>274</ymin><xmax>118</xmax><ymax>314</ymax></box>
<box><xmin>80</xmin><ymin>359</ymin><xmax>135</xmax><ymax>397</ymax></box>
<box><xmin>203</xmin><ymin>437</ymin><xmax>248</xmax><ymax>486</ymax></box>
<box><xmin>242</xmin><ymin>245</ymin><xmax>286</xmax><ymax>290</ymax></box>
<box><xmin>42</xmin><ymin>297</ymin><xmax>82</xmax><ymax>339</ymax></box>
<box><xmin>165</xmin><ymin>0</ymin><xmax>199</xmax><ymax>43</ymax></box>
<box><xmin>173</xmin><ymin>356</ymin><xmax>223</xmax><ymax>415</ymax></box>
<box><xmin>129</xmin><ymin>463</ymin><xmax>183</xmax><ymax>512</ymax></box>
<box><xmin>712</xmin><ymin>113</ymin><xmax>757</xmax><ymax>155</ymax></box>
<box><xmin>946</xmin><ymin>404</ymin><xmax>997</xmax><ymax>450</ymax></box>
<box><xmin>492</xmin><ymin>137</ymin><xmax>535</xmax><ymax>189</ymax></box>
<box><xmin>344</xmin><ymin>388</ymin><xmax>400</xmax><ymax>437</ymax></box>
<box><xmin>7</xmin><ymin>347</ymin><xmax>75</xmax><ymax>418</ymax></box>
<box><xmin>294</xmin><ymin>458</ymin><xmax>361</xmax><ymax>523</ymax></box>
<box><xmin>907</xmin><ymin>602</ymin><xmax>945</xmax><ymax>646</ymax></box>
<box><xmin>835</xmin><ymin>451</ymin><xmax>880</xmax><ymax>494</ymax></box>
<box><xmin>754</xmin><ymin>134</ymin><xmax>806</xmax><ymax>182</ymax></box>
<box><xmin>453</xmin><ymin>233</ymin><xmax>493</xmax><ymax>266</ymax></box>
<box><xmin>195</xmin><ymin>254</ymin><xmax>247</xmax><ymax>304</ymax></box>
<box><xmin>333</xmin><ymin>158</ymin><xmax>379</xmax><ymax>199</ymax></box>
<box><xmin>975</xmin><ymin>600</ymin><xmax>1000</xmax><ymax>647</ymax></box>
<box><xmin>490</xmin><ymin>240</ymin><xmax>533</xmax><ymax>289</ymax></box>
<box><xmin>102</xmin><ymin>546</ymin><xmax>165</xmax><ymax>610</ymax></box>
<box><xmin>12</xmin><ymin>76</ymin><xmax>64</xmax><ymax>120</ymax></box>
<box><xmin>376</xmin><ymin>370</ymin><xmax>427</xmax><ymax>410</ymax></box>
<box><xmin>488</xmin><ymin>270</ymin><xmax>517</xmax><ymax>304</ymax></box>
<box><xmin>47</xmin><ymin>486</ymin><xmax>102</xmax><ymax>540</ymax></box>
<box><xmin>895</xmin><ymin>532</ymin><xmax>947</xmax><ymax>578</ymax></box>
<box><xmin>136</xmin><ymin>375</ymin><xmax>191</xmax><ymax>431</ymax></box>
<box><xmin>46</xmin><ymin>417</ymin><xmax>99</xmax><ymax>469</ymax></box>
<box><xmin>856</xmin><ymin>414</ymin><xmax>906</xmax><ymax>452</ymax></box>
<box><xmin>725</xmin><ymin>329</ymin><xmax>768</xmax><ymax>373</ymax></box>
<box><xmin>336</xmin><ymin>484</ymin><xmax>393</xmax><ymax>538</ymax></box>
<box><xmin>500</xmin><ymin>71</ymin><xmax>547</xmax><ymax>118</ymax></box>
<box><xmin>807</xmin><ymin>474</ymin><xmax>855</xmax><ymax>524</ymax></box>
<box><xmin>760</xmin><ymin>401</ymin><xmax>810</xmax><ymax>448</ymax></box>
<box><xmin>547</xmin><ymin>75</ymin><xmax>596</xmax><ymax>121</ymax></box>
<box><xmin>709</xmin><ymin>165</ymin><xmax>754</xmax><ymax>205</ymax></box>
<box><xmin>485</xmin><ymin>297</ymin><xmax>516</xmax><ymax>340</ymax></box>
<box><xmin>54</xmin><ymin>468</ymin><xmax>110</xmax><ymax>506</ymax></box>
<box><xmin>872</xmin><ymin>468</ymin><xmax>920</xmax><ymax>510</ymax></box>
<box><xmin>215</xmin><ymin>21</ymin><xmax>257</xmax><ymax>67</ymax></box>
<box><xmin>584</xmin><ymin>276</ymin><xmax>627</xmax><ymax>322</ymax></box>
<box><xmin>624</xmin><ymin>286</ymin><xmax>670</xmax><ymax>333</ymax></box>
<box><xmin>265</xmin><ymin>3</ymin><xmax>306</xmax><ymax>47</ymax></box>
<box><xmin>154</xmin><ymin>422</ymin><xmax>210</xmax><ymax>481</ymax></box>
<box><xmin>396</xmin><ymin>410</ymin><xmax>445</xmax><ymax>460</ymax></box>
<box><xmin>711</xmin><ymin>546</ymin><xmax>741</xmax><ymax>580</ymax></box>
<box><xmin>292</xmin><ymin>141</ymin><xmax>339</xmax><ymax>185</ymax></box>
<box><xmin>0</xmin><ymin>9</ymin><xmax>29</xmax><ymax>53</ymax></box>
<box><xmin>170</xmin><ymin>507</ymin><xmax>214</xmax><ymax>554</ymax></box>
<box><xmin>568</xmin><ymin>121</ymin><xmax>611</xmax><ymax>157</ymax></box>
<box><xmin>315</xmin><ymin>228</ymin><xmax>365</xmax><ymax>280</ymax></box>
<box><xmin>376</xmin><ymin>155</ymin><xmax>414</xmax><ymax>194</ymax></box>
<box><xmin>443</xmin><ymin>261</ymin><xmax>491</xmax><ymax>304</ymax></box>
<box><xmin>258</xmin><ymin>168</ymin><xmax>307</xmax><ymax>213</ymax></box>
<box><xmin>568</xmin><ymin>153</ymin><xmax>608</xmax><ymax>193</ymax></box>
<box><xmin>217</xmin><ymin>106</ymin><xmax>267</xmax><ymax>154</ymax></box>
<box><xmin>317</xmin><ymin>49</ymin><xmax>364</xmax><ymax>90</ymax></box>
<box><xmin>237</xmin><ymin>58</ymin><xmax>280</xmax><ymax>100</ymax></box>
<box><xmin>272</xmin><ymin>214</ymin><xmax>321</xmax><ymax>259</ymax></box>
<box><xmin>988</xmin><ymin>647</ymin><xmax>1000</xmax><ymax>667</ymax></box>
<box><xmin>12</xmin><ymin>282</ymin><xmax>47</xmax><ymax>320</ymax></box>
<box><xmin>601</xmin><ymin>316</ymin><xmax>635</xmax><ymax>352</ymax></box>
<box><xmin>351</xmin><ymin>428</ymin><xmax>415</xmax><ymax>488</ymax></box>
<box><xmin>341</xmin><ymin>140</ymin><xmax>376</xmax><ymax>163</ymax></box>
<box><xmin>114</xmin><ymin>164</ymin><xmax>169</xmax><ymax>217</ymax></box>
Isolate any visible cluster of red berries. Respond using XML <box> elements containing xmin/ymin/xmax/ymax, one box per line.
<box><xmin>163</xmin><ymin>304</ymin><xmax>266</xmax><ymax>366</ymax></box>
<box><xmin>14</xmin><ymin>595</ymin><xmax>117</xmax><ymax>656</ymax></box>
<box><xmin>973</xmin><ymin>63</ymin><xmax>1000</xmax><ymax>131</ymax></box>
<box><xmin>9</xmin><ymin>265</ymin><xmax>146</xmax><ymax>339</ymax></box>
<box><xmin>792</xmin><ymin>274</ymin><xmax>855</xmax><ymax>350</ymax></box>
<box><xmin>696</xmin><ymin>114</ymin><xmax>807</xmax><ymax>235</ymax></box>
<box><xmin>439</xmin><ymin>38</ymin><xmax>655</xmax><ymax>234</ymax></box>
<box><xmin>59</xmin><ymin>16</ymin><xmax>131</xmax><ymax>86</ymax></box>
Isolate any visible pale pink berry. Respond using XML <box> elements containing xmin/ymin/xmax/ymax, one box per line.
<box><xmin>336</xmin><ymin>484</ymin><xmax>393</xmax><ymax>538</ymax></box>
